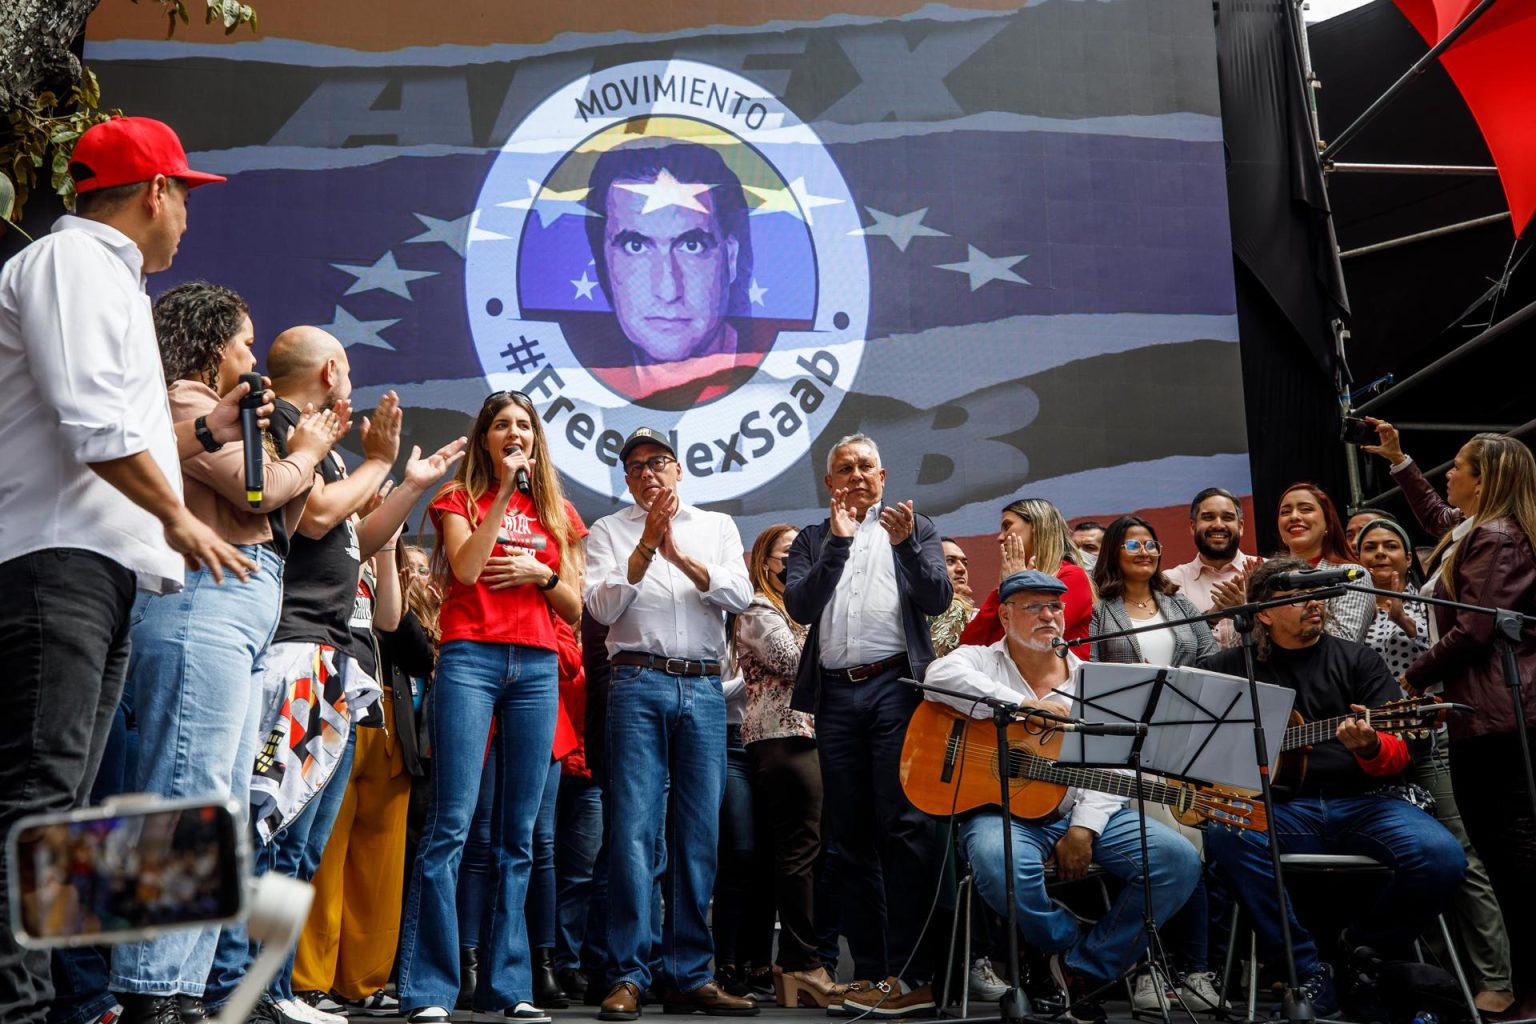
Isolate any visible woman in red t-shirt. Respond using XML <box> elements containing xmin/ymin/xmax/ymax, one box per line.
<box><xmin>397</xmin><ymin>391</ymin><xmax>585</xmax><ymax>1024</ymax></box>
<box><xmin>959</xmin><ymin>496</ymin><xmax>1096</xmax><ymax>651</ymax></box>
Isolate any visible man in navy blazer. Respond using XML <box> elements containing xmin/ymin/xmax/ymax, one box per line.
<box><xmin>784</xmin><ymin>433</ymin><xmax>952</xmax><ymax>1017</ymax></box>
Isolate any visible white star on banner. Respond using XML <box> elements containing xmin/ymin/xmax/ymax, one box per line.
<box><xmin>851</xmin><ymin>206</ymin><xmax>948</xmax><ymax>252</ymax></box>
<box><xmin>317</xmin><ymin>306</ymin><xmax>401</xmax><ymax>351</ymax></box>
<box><xmin>935</xmin><ymin>245</ymin><xmax>1030</xmax><ymax>291</ymax></box>
<box><xmin>331</xmin><ymin>252</ymin><xmax>438</xmax><ymax>300</ymax></box>
<box><xmin>498</xmin><ymin>179</ymin><xmax>596</xmax><ymax>227</ymax></box>
<box><xmin>614</xmin><ymin>169</ymin><xmax>714</xmax><ymax>215</ymax></box>
<box><xmin>748</xmin><ymin>278</ymin><xmax>768</xmax><ymax>306</ymax></box>
<box><xmin>404</xmin><ymin>211</ymin><xmax>509</xmax><ymax>258</ymax></box>
<box><xmin>572</xmin><ymin>271</ymin><xmax>598</xmax><ymax>301</ymax></box>
<box><xmin>743</xmin><ymin>177</ymin><xmax>843</xmax><ymax>225</ymax></box>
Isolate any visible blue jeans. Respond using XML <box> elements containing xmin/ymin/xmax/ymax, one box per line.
<box><xmin>527</xmin><ymin>756</ymin><xmax>562</xmax><ymax>950</ymax></box>
<box><xmin>960</xmin><ymin>808</ymin><xmax>1201</xmax><ymax>984</ymax></box>
<box><xmin>553</xmin><ymin>774</ymin><xmax>603</xmax><ymax>972</ymax></box>
<box><xmin>606</xmin><ymin>666</ymin><xmax>725</xmax><ymax>992</ymax></box>
<box><xmin>458</xmin><ymin>731</ymin><xmax>500</xmax><ymax>953</ymax></box>
<box><xmin>110</xmin><ymin>547</ymin><xmax>282</xmax><ymax>997</ymax></box>
<box><xmin>397</xmin><ymin>641</ymin><xmax>558</xmax><ymax>1012</ymax></box>
<box><xmin>1203</xmin><ymin>793</ymin><xmax>1467</xmax><ymax>975</ymax></box>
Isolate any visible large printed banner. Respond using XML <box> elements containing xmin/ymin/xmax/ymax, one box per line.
<box><xmin>84</xmin><ymin>0</ymin><xmax>1250</xmax><ymax>546</ymax></box>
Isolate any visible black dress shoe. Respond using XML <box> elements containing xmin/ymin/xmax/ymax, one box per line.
<box><xmin>533</xmin><ymin>947</ymin><xmax>570</xmax><ymax>1008</ymax></box>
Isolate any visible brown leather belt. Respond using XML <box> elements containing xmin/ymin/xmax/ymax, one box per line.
<box><xmin>820</xmin><ymin>652</ymin><xmax>909</xmax><ymax>683</ymax></box>
<box><xmin>611</xmin><ymin>651</ymin><xmax>721</xmax><ymax>677</ymax></box>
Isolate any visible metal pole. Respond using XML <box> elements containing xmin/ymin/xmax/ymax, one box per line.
<box><xmin>1340</xmin><ymin>211</ymin><xmax>1511</xmax><ymax>259</ymax></box>
<box><xmin>1357</xmin><ymin>417</ymin><xmax>1536</xmax><ymax>507</ymax></box>
<box><xmin>1326</xmin><ymin>162</ymin><xmax>1499</xmax><ymax>175</ymax></box>
<box><xmin>1390</xmin><ymin>422</ymin><xmax>1522</xmax><ymax>433</ymax></box>
<box><xmin>1355</xmin><ymin>296</ymin><xmax>1536</xmax><ymax>413</ymax></box>
<box><xmin>1320</xmin><ymin>0</ymin><xmax>1504</xmax><ymax>162</ymax></box>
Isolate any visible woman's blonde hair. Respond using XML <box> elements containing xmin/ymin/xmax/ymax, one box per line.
<box><xmin>398</xmin><ymin>543</ymin><xmax>441</xmax><ymax>646</ymax></box>
<box><xmin>1432</xmin><ymin>434</ymin><xmax>1536</xmax><ymax>597</ymax></box>
<box><xmin>1002</xmin><ymin>497</ymin><xmax>1097</xmax><ymax>599</ymax></box>
<box><xmin>746</xmin><ymin>523</ymin><xmax>798</xmax><ymax>618</ymax></box>
<box><xmin>430</xmin><ymin>392</ymin><xmax>577</xmax><ymax>585</ymax></box>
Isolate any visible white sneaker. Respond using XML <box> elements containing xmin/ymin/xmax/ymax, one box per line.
<box><xmin>405</xmin><ymin>1008</ymin><xmax>451</xmax><ymax>1024</ymax></box>
<box><xmin>1176</xmin><ymin>971</ymin><xmax>1228</xmax><ymax>1012</ymax></box>
<box><xmin>276</xmin><ymin>998</ymin><xmax>347</xmax><ymax>1024</ymax></box>
<box><xmin>1131</xmin><ymin>967</ymin><xmax>1172</xmax><ymax>1013</ymax></box>
<box><xmin>968</xmin><ymin>957</ymin><xmax>1010</xmax><ymax>1000</ymax></box>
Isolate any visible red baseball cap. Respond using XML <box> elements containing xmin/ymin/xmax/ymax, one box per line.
<box><xmin>69</xmin><ymin>116</ymin><xmax>226</xmax><ymax>194</ymax></box>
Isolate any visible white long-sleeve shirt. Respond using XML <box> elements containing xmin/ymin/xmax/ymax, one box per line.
<box><xmin>924</xmin><ymin>641</ymin><xmax>1123</xmax><ymax>835</ymax></box>
<box><xmin>817</xmin><ymin>504</ymin><xmax>907</xmax><ymax>669</ymax></box>
<box><xmin>584</xmin><ymin>500</ymin><xmax>752</xmax><ymax>660</ymax></box>
<box><xmin>0</xmin><ymin>217</ymin><xmax>182</xmax><ymax>593</ymax></box>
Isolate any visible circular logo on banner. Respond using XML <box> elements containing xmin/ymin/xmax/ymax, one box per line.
<box><xmin>467</xmin><ymin>60</ymin><xmax>869</xmax><ymax>503</ymax></box>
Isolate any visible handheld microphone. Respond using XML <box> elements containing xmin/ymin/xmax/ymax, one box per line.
<box><xmin>509</xmin><ymin>444</ymin><xmax>531</xmax><ymax>496</ymax></box>
<box><xmin>238</xmin><ymin>372</ymin><xmax>264</xmax><ymax>508</ymax></box>
<box><xmin>1267</xmin><ymin>566</ymin><xmax>1366</xmax><ymax>590</ymax></box>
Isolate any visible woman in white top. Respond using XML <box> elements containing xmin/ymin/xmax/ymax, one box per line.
<box><xmin>1087</xmin><ymin>515</ymin><xmax>1221</xmax><ymax>1012</ymax></box>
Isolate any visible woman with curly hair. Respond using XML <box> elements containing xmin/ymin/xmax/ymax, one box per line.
<box><xmin>108</xmin><ymin>281</ymin><xmax>345</xmax><ymax>1020</ymax></box>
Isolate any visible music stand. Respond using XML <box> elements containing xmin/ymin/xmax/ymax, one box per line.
<box><xmin>1035</xmin><ymin>663</ymin><xmax>1294</xmax><ymax>1024</ymax></box>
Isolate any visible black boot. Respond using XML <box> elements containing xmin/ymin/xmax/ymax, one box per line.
<box><xmin>558</xmin><ymin>966</ymin><xmax>590</xmax><ymax>1002</ymax></box>
<box><xmin>458</xmin><ymin>945</ymin><xmax>479</xmax><ymax>1011</ymax></box>
<box><xmin>174</xmin><ymin>994</ymin><xmax>209</xmax><ymax>1022</ymax></box>
<box><xmin>117</xmin><ymin>995</ymin><xmax>183</xmax><ymax>1024</ymax></box>
<box><xmin>533</xmin><ymin>946</ymin><xmax>570</xmax><ymax>1008</ymax></box>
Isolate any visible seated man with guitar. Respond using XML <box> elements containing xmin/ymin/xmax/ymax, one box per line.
<box><xmin>921</xmin><ymin>571</ymin><xmax>1201</xmax><ymax>1024</ymax></box>
<box><xmin>1200</xmin><ymin>557</ymin><xmax>1466</xmax><ymax>1017</ymax></box>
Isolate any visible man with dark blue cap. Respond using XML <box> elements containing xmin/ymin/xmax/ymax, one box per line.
<box><xmin>925</xmin><ymin>570</ymin><xmax>1200</xmax><ymax>1024</ymax></box>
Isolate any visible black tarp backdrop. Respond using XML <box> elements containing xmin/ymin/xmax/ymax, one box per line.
<box><xmin>1308</xmin><ymin>0</ymin><xmax>1534</xmax><ymax>524</ymax></box>
<box><xmin>1216</xmin><ymin>0</ymin><xmax>1353</xmax><ymax>556</ymax></box>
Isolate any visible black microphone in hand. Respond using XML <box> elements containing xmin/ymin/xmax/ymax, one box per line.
<box><xmin>509</xmin><ymin>444</ymin><xmax>531</xmax><ymax>496</ymax></box>
<box><xmin>238</xmin><ymin>371</ymin><xmax>264</xmax><ymax>508</ymax></box>
<box><xmin>1267</xmin><ymin>566</ymin><xmax>1366</xmax><ymax>590</ymax></box>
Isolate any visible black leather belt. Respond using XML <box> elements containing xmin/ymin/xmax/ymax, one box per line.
<box><xmin>611</xmin><ymin>651</ymin><xmax>721</xmax><ymax>677</ymax></box>
<box><xmin>820</xmin><ymin>652</ymin><xmax>909</xmax><ymax>683</ymax></box>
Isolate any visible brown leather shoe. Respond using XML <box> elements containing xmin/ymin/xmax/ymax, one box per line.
<box><xmin>661</xmin><ymin>980</ymin><xmax>760</xmax><ymax>1016</ymax></box>
<box><xmin>599</xmin><ymin>982</ymin><xmax>643</xmax><ymax>1021</ymax></box>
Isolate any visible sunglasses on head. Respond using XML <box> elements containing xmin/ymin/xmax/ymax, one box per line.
<box><xmin>483</xmin><ymin>390</ymin><xmax>533</xmax><ymax>408</ymax></box>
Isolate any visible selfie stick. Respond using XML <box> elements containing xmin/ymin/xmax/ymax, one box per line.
<box><xmin>211</xmin><ymin>874</ymin><xmax>314</xmax><ymax>1024</ymax></box>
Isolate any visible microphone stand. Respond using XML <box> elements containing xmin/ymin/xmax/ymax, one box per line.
<box><xmin>1335</xmin><ymin>581</ymin><xmax>1536</xmax><ymax>825</ymax></box>
<box><xmin>1058</xmin><ymin>586</ymin><xmax>1353</xmax><ymax>1024</ymax></box>
<box><xmin>905</xmin><ymin>677</ymin><xmax>1091</xmax><ymax>1024</ymax></box>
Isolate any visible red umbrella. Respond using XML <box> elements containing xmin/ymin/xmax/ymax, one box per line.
<box><xmin>1392</xmin><ymin>0</ymin><xmax>1536</xmax><ymax>236</ymax></box>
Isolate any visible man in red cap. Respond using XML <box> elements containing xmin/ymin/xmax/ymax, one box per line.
<box><xmin>0</xmin><ymin>115</ymin><xmax>260</xmax><ymax>1024</ymax></box>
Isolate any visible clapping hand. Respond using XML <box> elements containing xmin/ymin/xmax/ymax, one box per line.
<box><xmin>878</xmin><ymin>499</ymin><xmax>915</xmax><ymax>545</ymax></box>
<box><xmin>407</xmin><ymin>437</ymin><xmax>469</xmax><ymax>492</ymax></box>
<box><xmin>829</xmin><ymin>487</ymin><xmax>858</xmax><ymax>538</ymax></box>
<box><xmin>999</xmin><ymin>532</ymin><xmax>1032</xmax><ymax>578</ymax></box>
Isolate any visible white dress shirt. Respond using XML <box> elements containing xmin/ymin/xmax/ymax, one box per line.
<box><xmin>585</xmin><ymin>500</ymin><xmax>752</xmax><ymax>660</ymax></box>
<box><xmin>0</xmin><ymin>216</ymin><xmax>182</xmax><ymax>594</ymax></box>
<box><xmin>924</xmin><ymin>641</ymin><xmax>1123</xmax><ymax>835</ymax></box>
<box><xmin>817</xmin><ymin>505</ymin><xmax>907</xmax><ymax>669</ymax></box>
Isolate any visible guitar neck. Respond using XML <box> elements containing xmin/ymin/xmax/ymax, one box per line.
<box><xmin>1020</xmin><ymin>754</ymin><xmax>1183</xmax><ymax>808</ymax></box>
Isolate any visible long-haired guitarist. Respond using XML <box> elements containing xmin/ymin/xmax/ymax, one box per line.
<box><xmin>1199</xmin><ymin>557</ymin><xmax>1466</xmax><ymax>1019</ymax></box>
<box><xmin>924</xmin><ymin>570</ymin><xmax>1200</xmax><ymax>1024</ymax></box>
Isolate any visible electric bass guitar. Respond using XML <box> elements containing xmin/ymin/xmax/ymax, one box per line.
<box><xmin>1274</xmin><ymin>694</ymin><xmax>1459</xmax><ymax>794</ymax></box>
<box><xmin>899</xmin><ymin>700</ymin><xmax>1266</xmax><ymax>832</ymax></box>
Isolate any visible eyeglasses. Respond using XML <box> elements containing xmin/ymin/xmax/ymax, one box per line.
<box><xmin>1123</xmin><ymin>539</ymin><xmax>1161</xmax><ymax>554</ymax></box>
<box><xmin>1007</xmin><ymin>600</ymin><xmax>1065</xmax><ymax>615</ymax></box>
<box><xmin>402</xmin><ymin>565</ymin><xmax>432</xmax><ymax>577</ymax></box>
<box><xmin>624</xmin><ymin>454</ymin><xmax>677</xmax><ymax>479</ymax></box>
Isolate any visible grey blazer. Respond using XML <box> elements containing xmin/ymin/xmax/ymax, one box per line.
<box><xmin>1090</xmin><ymin>591</ymin><xmax>1216</xmax><ymax>666</ymax></box>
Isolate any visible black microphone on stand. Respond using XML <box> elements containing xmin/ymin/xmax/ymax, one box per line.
<box><xmin>1267</xmin><ymin>565</ymin><xmax>1366</xmax><ymax>589</ymax></box>
<box><xmin>1015</xmin><ymin>705</ymin><xmax>1148</xmax><ymax>736</ymax></box>
<box><xmin>509</xmin><ymin>443</ymin><xmax>532</xmax><ymax>496</ymax></box>
<box><xmin>238</xmin><ymin>372</ymin><xmax>264</xmax><ymax>508</ymax></box>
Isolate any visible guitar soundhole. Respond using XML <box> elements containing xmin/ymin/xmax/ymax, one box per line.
<box><xmin>1005</xmin><ymin>746</ymin><xmax>1029</xmax><ymax>780</ymax></box>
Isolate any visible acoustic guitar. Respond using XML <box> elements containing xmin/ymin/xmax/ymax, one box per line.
<box><xmin>899</xmin><ymin>700</ymin><xmax>1266</xmax><ymax>832</ymax></box>
<box><xmin>1274</xmin><ymin>694</ymin><xmax>1448</xmax><ymax>794</ymax></box>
